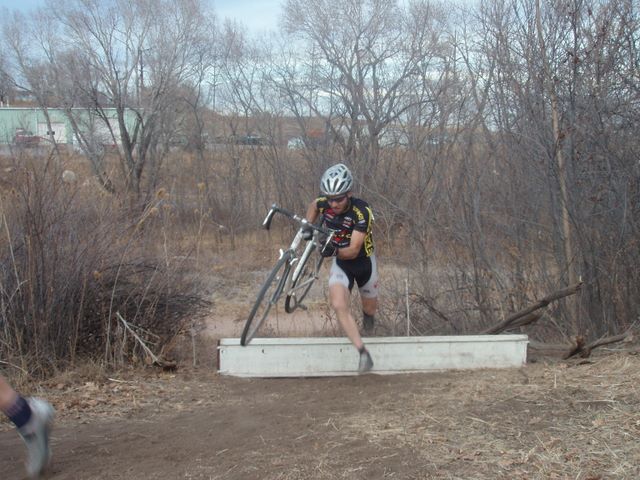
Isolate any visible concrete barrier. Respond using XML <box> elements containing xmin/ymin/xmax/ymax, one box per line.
<box><xmin>218</xmin><ymin>335</ymin><xmax>528</xmax><ymax>377</ymax></box>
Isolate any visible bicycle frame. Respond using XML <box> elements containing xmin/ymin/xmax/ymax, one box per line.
<box><xmin>263</xmin><ymin>204</ymin><xmax>333</xmax><ymax>305</ymax></box>
<box><xmin>241</xmin><ymin>203</ymin><xmax>335</xmax><ymax>346</ymax></box>
<box><xmin>288</xmin><ymin>238</ymin><xmax>317</xmax><ymax>294</ymax></box>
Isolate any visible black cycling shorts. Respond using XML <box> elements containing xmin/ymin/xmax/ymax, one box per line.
<box><xmin>328</xmin><ymin>255</ymin><xmax>378</xmax><ymax>298</ymax></box>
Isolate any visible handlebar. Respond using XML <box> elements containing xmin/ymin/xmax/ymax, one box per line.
<box><xmin>262</xmin><ymin>203</ymin><xmax>332</xmax><ymax>237</ymax></box>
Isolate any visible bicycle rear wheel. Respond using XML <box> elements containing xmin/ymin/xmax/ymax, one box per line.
<box><xmin>285</xmin><ymin>251</ymin><xmax>323</xmax><ymax>313</ymax></box>
<box><xmin>241</xmin><ymin>252</ymin><xmax>292</xmax><ymax>346</ymax></box>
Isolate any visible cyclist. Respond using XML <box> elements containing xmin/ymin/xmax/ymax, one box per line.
<box><xmin>0</xmin><ymin>374</ymin><xmax>54</xmax><ymax>478</ymax></box>
<box><xmin>305</xmin><ymin>163</ymin><xmax>378</xmax><ymax>373</ymax></box>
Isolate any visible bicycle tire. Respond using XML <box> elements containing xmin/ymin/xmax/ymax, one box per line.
<box><xmin>285</xmin><ymin>251</ymin><xmax>323</xmax><ymax>313</ymax></box>
<box><xmin>241</xmin><ymin>252</ymin><xmax>292</xmax><ymax>346</ymax></box>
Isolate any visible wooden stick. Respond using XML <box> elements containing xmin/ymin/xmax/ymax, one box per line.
<box><xmin>563</xmin><ymin>335</ymin><xmax>586</xmax><ymax>359</ymax></box>
<box><xmin>564</xmin><ymin>332</ymin><xmax>633</xmax><ymax>359</ymax></box>
<box><xmin>529</xmin><ymin>331</ymin><xmax>633</xmax><ymax>359</ymax></box>
<box><xmin>481</xmin><ymin>282</ymin><xmax>583</xmax><ymax>334</ymax></box>
<box><xmin>116</xmin><ymin>311</ymin><xmax>160</xmax><ymax>364</ymax></box>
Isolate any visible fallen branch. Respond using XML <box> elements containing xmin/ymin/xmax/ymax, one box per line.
<box><xmin>481</xmin><ymin>282</ymin><xmax>583</xmax><ymax>334</ymax></box>
<box><xmin>528</xmin><ymin>331</ymin><xmax>634</xmax><ymax>359</ymax></box>
<box><xmin>564</xmin><ymin>332</ymin><xmax>634</xmax><ymax>359</ymax></box>
<box><xmin>503</xmin><ymin>312</ymin><xmax>543</xmax><ymax>330</ymax></box>
<box><xmin>563</xmin><ymin>335</ymin><xmax>586</xmax><ymax>359</ymax></box>
<box><xmin>116</xmin><ymin>312</ymin><xmax>177</xmax><ymax>370</ymax></box>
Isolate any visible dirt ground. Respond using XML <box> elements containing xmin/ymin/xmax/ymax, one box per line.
<box><xmin>2</xmin><ymin>253</ymin><xmax>639</xmax><ymax>479</ymax></box>
<box><xmin>2</xmin><ymin>348</ymin><xmax>640</xmax><ymax>479</ymax></box>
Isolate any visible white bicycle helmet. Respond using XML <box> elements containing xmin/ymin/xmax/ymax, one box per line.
<box><xmin>320</xmin><ymin>163</ymin><xmax>353</xmax><ymax>196</ymax></box>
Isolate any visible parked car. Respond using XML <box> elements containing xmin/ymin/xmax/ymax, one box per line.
<box><xmin>230</xmin><ymin>134</ymin><xmax>269</xmax><ymax>146</ymax></box>
<box><xmin>13</xmin><ymin>128</ymin><xmax>40</xmax><ymax>147</ymax></box>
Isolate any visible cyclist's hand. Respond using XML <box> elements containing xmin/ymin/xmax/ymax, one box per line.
<box><xmin>301</xmin><ymin>225</ymin><xmax>313</xmax><ymax>241</ymax></box>
<box><xmin>320</xmin><ymin>242</ymin><xmax>338</xmax><ymax>257</ymax></box>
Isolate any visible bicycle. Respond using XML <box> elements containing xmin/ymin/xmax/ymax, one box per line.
<box><xmin>240</xmin><ymin>204</ymin><xmax>335</xmax><ymax>346</ymax></box>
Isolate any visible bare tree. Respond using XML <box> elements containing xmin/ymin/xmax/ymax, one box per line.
<box><xmin>1</xmin><ymin>0</ymin><xmax>638</xmax><ymax>344</ymax></box>
<box><xmin>0</xmin><ymin>55</ymin><xmax>11</xmax><ymax>107</ymax></box>
<box><xmin>457</xmin><ymin>0</ymin><xmax>640</xmax><ymax>339</ymax></box>
<box><xmin>281</xmin><ymin>0</ymin><xmax>448</xmax><ymax>176</ymax></box>
<box><xmin>2</xmin><ymin>0</ymin><xmax>217</xmax><ymax>196</ymax></box>
<box><xmin>0</xmin><ymin>11</ymin><xmax>65</xmax><ymax>153</ymax></box>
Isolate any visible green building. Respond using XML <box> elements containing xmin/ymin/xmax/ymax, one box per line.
<box><xmin>0</xmin><ymin>107</ymin><xmax>135</xmax><ymax>147</ymax></box>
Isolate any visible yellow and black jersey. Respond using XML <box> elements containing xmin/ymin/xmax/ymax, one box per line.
<box><xmin>316</xmin><ymin>196</ymin><xmax>374</xmax><ymax>258</ymax></box>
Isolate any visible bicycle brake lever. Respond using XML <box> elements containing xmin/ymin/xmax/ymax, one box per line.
<box><xmin>318</xmin><ymin>231</ymin><xmax>335</xmax><ymax>250</ymax></box>
<box><xmin>324</xmin><ymin>231</ymin><xmax>335</xmax><ymax>245</ymax></box>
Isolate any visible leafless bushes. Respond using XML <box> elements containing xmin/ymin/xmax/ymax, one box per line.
<box><xmin>0</xmin><ymin>0</ymin><xmax>638</xmax><ymax>349</ymax></box>
<box><xmin>0</xmin><ymin>154</ymin><xmax>208</xmax><ymax>377</ymax></box>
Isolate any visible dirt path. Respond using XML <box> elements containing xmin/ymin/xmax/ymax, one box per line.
<box><xmin>2</xmin><ymin>351</ymin><xmax>640</xmax><ymax>479</ymax></box>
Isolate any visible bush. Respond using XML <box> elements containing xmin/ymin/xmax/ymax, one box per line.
<box><xmin>0</xmin><ymin>154</ymin><xmax>208</xmax><ymax>377</ymax></box>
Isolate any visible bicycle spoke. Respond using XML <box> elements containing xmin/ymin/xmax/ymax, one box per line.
<box><xmin>241</xmin><ymin>253</ymin><xmax>291</xmax><ymax>346</ymax></box>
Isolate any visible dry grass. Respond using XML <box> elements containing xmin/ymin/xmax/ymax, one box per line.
<box><xmin>340</xmin><ymin>351</ymin><xmax>640</xmax><ymax>479</ymax></box>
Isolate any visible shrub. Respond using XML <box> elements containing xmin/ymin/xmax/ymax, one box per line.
<box><xmin>0</xmin><ymin>154</ymin><xmax>208</xmax><ymax>377</ymax></box>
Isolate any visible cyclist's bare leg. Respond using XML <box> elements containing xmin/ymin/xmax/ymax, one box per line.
<box><xmin>0</xmin><ymin>374</ymin><xmax>19</xmax><ymax>410</ymax></box>
<box><xmin>357</xmin><ymin>254</ymin><xmax>378</xmax><ymax>320</ymax></box>
<box><xmin>361</xmin><ymin>296</ymin><xmax>377</xmax><ymax>317</ymax></box>
<box><xmin>329</xmin><ymin>283</ymin><xmax>365</xmax><ymax>350</ymax></box>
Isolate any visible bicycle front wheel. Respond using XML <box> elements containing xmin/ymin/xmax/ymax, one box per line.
<box><xmin>285</xmin><ymin>251</ymin><xmax>323</xmax><ymax>313</ymax></box>
<box><xmin>241</xmin><ymin>252</ymin><xmax>292</xmax><ymax>346</ymax></box>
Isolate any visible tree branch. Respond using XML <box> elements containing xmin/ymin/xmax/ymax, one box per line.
<box><xmin>481</xmin><ymin>282</ymin><xmax>583</xmax><ymax>334</ymax></box>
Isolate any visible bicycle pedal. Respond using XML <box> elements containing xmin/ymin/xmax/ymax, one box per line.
<box><xmin>298</xmin><ymin>304</ymin><xmax>308</xmax><ymax>311</ymax></box>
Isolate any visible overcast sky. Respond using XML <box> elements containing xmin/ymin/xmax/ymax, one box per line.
<box><xmin>0</xmin><ymin>0</ymin><xmax>284</xmax><ymax>35</ymax></box>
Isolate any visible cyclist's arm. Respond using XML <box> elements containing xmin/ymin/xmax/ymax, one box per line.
<box><xmin>306</xmin><ymin>199</ymin><xmax>320</xmax><ymax>224</ymax></box>
<box><xmin>337</xmin><ymin>230</ymin><xmax>365</xmax><ymax>260</ymax></box>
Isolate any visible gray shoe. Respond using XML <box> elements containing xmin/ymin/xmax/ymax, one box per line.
<box><xmin>18</xmin><ymin>398</ymin><xmax>54</xmax><ymax>478</ymax></box>
<box><xmin>363</xmin><ymin>313</ymin><xmax>375</xmax><ymax>334</ymax></box>
<box><xmin>358</xmin><ymin>350</ymin><xmax>374</xmax><ymax>374</ymax></box>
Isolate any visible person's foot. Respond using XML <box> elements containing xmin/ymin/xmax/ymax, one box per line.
<box><xmin>18</xmin><ymin>398</ymin><xmax>54</xmax><ymax>478</ymax></box>
<box><xmin>358</xmin><ymin>349</ymin><xmax>374</xmax><ymax>374</ymax></box>
<box><xmin>363</xmin><ymin>312</ymin><xmax>375</xmax><ymax>334</ymax></box>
